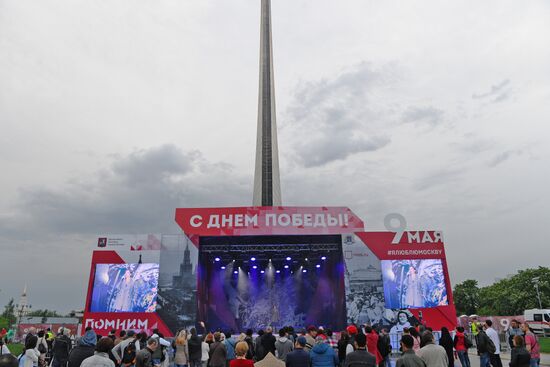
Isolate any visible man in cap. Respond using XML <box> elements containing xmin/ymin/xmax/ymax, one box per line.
<box><xmin>285</xmin><ymin>336</ymin><xmax>310</xmax><ymax>367</ymax></box>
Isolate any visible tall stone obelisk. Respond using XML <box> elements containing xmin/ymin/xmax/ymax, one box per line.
<box><xmin>253</xmin><ymin>0</ymin><xmax>282</xmax><ymax>207</ymax></box>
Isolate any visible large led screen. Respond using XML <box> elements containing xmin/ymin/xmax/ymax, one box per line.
<box><xmin>197</xmin><ymin>235</ymin><xmax>347</xmax><ymax>332</ymax></box>
<box><xmin>381</xmin><ymin>259</ymin><xmax>448</xmax><ymax>309</ymax></box>
<box><xmin>90</xmin><ymin>263</ymin><xmax>159</xmax><ymax>313</ymax></box>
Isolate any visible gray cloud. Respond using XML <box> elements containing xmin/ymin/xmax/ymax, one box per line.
<box><xmin>472</xmin><ymin>79</ymin><xmax>511</xmax><ymax>103</ymax></box>
<box><xmin>282</xmin><ymin>62</ymin><xmax>397</xmax><ymax>167</ymax></box>
<box><xmin>488</xmin><ymin>149</ymin><xmax>523</xmax><ymax>167</ymax></box>
<box><xmin>1</xmin><ymin>145</ymin><xmax>249</xmax><ymax>239</ymax></box>
<box><xmin>402</xmin><ymin>106</ymin><xmax>445</xmax><ymax>127</ymax></box>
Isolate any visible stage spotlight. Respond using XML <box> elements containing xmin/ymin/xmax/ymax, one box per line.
<box><xmin>316</xmin><ymin>264</ymin><xmax>321</xmax><ymax>268</ymax></box>
<box><xmin>305</xmin><ymin>258</ymin><xmax>308</xmax><ymax>261</ymax></box>
<box><xmin>214</xmin><ymin>257</ymin><xmax>220</xmax><ymax>262</ymax></box>
<box><xmin>321</xmin><ymin>256</ymin><xmax>327</xmax><ymax>260</ymax></box>
<box><xmin>286</xmin><ymin>256</ymin><xmax>291</xmax><ymax>261</ymax></box>
<box><xmin>276</xmin><ymin>270</ymin><xmax>281</xmax><ymax>274</ymax></box>
<box><xmin>260</xmin><ymin>270</ymin><xmax>265</xmax><ymax>274</ymax></box>
<box><xmin>284</xmin><ymin>265</ymin><xmax>289</xmax><ymax>269</ymax></box>
<box><xmin>251</xmin><ymin>257</ymin><xmax>256</xmax><ymax>261</ymax></box>
<box><xmin>252</xmin><ymin>265</ymin><xmax>258</xmax><ymax>269</ymax></box>
<box><xmin>233</xmin><ymin>270</ymin><xmax>238</xmax><ymax>274</ymax></box>
<box><xmin>221</xmin><ymin>266</ymin><xmax>226</xmax><ymax>270</ymax></box>
<box><xmin>232</xmin><ymin>259</ymin><xmax>236</xmax><ymax>262</ymax></box>
<box><xmin>302</xmin><ymin>269</ymin><xmax>307</xmax><ymax>273</ymax></box>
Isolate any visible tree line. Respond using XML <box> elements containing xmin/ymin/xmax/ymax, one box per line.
<box><xmin>453</xmin><ymin>266</ymin><xmax>550</xmax><ymax>316</ymax></box>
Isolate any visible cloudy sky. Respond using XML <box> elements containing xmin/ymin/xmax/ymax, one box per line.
<box><xmin>1</xmin><ymin>0</ymin><xmax>549</xmax><ymax>313</ymax></box>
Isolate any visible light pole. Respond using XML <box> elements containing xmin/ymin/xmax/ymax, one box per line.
<box><xmin>532</xmin><ymin>277</ymin><xmax>543</xmax><ymax>309</ymax></box>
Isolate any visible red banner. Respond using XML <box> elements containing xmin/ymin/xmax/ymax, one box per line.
<box><xmin>82</xmin><ymin>312</ymin><xmax>171</xmax><ymax>336</ymax></box>
<box><xmin>175</xmin><ymin>206</ymin><xmax>364</xmax><ymax>236</ymax></box>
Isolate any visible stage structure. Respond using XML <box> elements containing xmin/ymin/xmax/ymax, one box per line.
<box><xmin>82</xmin><ymin>1</ymin><xmax>456</xmax><ymax>336</ymax></box>
<box><xmin>82</xmin><ymin>207</ymin><xmax>456</xmax><ymax>335</ymax></box>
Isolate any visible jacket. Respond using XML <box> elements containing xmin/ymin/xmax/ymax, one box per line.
<box><xmin>80</xmin><ymin>352</ymin><xmax>116</xmax><ymax>367</ymax></box>
<box><xmin>174</xmin><ymin>343</ymin><xmax>189</xmax><ymax>365</ymax></box>
<box><xmin>23</xmin><ymin>349</ymin><xmax>39</xmax><ymax>367</ymax></box>
<box><xmin>225</xmin><ymin>338</ymin><xmax>236</xmax><ymax>360</ymax></box>
<box><xmin>261</xmin><ymin>333</ymin><xmax>277</xmax><ymax>356</ymax></box>
<box><xmin>135</xmin><ymin>348</ymin><xmax>154</xmax><ymax>367</ymax></box>
<box><xmin>275</xmin><ymin>337</ymin><xmax>293</xmax><ymax>361</ymax></box>
<box><xmin>417</xmin><ymin>344</ymin><xmax>448</xmax><ymax>367</ymax></box>
<box><xmin>343</xmin><ymin>349</ymin><xmax>376</xmax><ymax>367</ymax></box>
<box><xmin>310</xmin><ymin>343</ymin><xmax>338</xmax><ymax>367</ymax></box>
<box><xmin>188</xmin><ymin>335</ymin><xmax>202</xmax><ymax>361</ymax></box>
<box><xmin>285</xmin><ymin>349</ymin><xmax>310</xmax><ymax>367</ymax></box>
<box><xmin>52</xmin><ymin>335</ymin><xmax>72</xmax><ymax>363</ymax></box>
<box><xmin>366</xmin><ymin>332</ymin><xmax>382</xmax><ymax>364</ymax></box>
<box><xmin>476</xmin><ymin>331</ymin><xmax>494</xmax><ymax>354</ymax></box>
<box><xmin>453</xmin><ymin>332</ymin><xmax>467</xmax><ymax>352</ymax></box>
<box><xmin>111</xmin><ymin>338</ymin><xmax>141</xmax><ymax>362</ymax></box>
<box><xmin>209</xmin><ymin>342</ymin><xmax>227</xmax><ymax>367</ymax></box>
<box><xmin>68</xmin><ymin>345</ymin><xmax>95</xmax><ymax>367</ymax></box>
<box><xmin>396</xmin><ymin>350</ymin><xmax>426</xmax><ymax>367</ymax></box>
<box><xmin>510</xmin><ymin>347</ymin><xmax>530</xmax><ymax>367</ymax></box>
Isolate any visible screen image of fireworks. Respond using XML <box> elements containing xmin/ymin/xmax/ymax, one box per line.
<box><xmin>90</xmin><ymin>263</ymin><xmax>159</xmax><ymax>313</ymax></box>
<box><xmin>381</xmin><ymin>259</ymin><xmax>448</xmax><ymax>309</ymax></box>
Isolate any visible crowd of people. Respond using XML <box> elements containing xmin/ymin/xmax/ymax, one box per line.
<box><xmin>0</xmin><ymin>321</ymin><xmax>542</xmax><ymax>367</ymax></box>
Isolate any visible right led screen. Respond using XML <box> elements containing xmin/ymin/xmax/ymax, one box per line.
<box><xmin>381</xmin><ymin>259</ymin><xmax>448</xmax><ymax>309</ymax></box>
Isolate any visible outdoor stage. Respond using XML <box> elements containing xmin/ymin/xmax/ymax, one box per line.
<box><xmin>82</xmin><ymin>206</ymin><xmax>457</xmax><ymax>336</ymax></box>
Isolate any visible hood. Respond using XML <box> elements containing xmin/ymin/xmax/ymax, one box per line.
<box><xmin>277</xmin><ymin>337</ymin><xmax>288</xmax><ymax>343</ymax></box>
<box><xmin>312</xmin><ymin>343</ymin><xmax>329</xmax><ymax>354</ymax></box>
<box><xmin>80</xmin><ymin>330</ymin><xmax>97</xmax><ymax>347</ymax></box>
<box><xmin>226</xmin><ymin>338</ymin><xmax>236</xmax><ymax>347</ymax></box>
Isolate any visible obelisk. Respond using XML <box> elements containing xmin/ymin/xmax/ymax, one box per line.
<box><xmin>253</xmin><ymin>0</ymin><xmax>282</xmax><ymax>206</ymax></box>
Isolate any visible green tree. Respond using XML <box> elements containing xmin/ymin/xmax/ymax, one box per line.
<box><xmin>453</xmin><ymin>279</ymin><xmax>480</xmax><ymax>315</ymax></box>
<box><xmin>28</xmin><ymin>309</ymin><xmax>61</xmax><ymax>318</ymax></box>
<box><xmin>1</xmin><ymin>298</ymin><xmax>16</xmax><ymax>326</ymax></box>
<box><xmin>477</xmin><ymin>267</ymin><xmax>550</xmax><ymax>315</ymax></box>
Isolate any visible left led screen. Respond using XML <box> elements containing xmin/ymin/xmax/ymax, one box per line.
<box><xmin>90</xmin><ymin>263</ymin><xmax>159</xmax><ymax>313</ymax></box>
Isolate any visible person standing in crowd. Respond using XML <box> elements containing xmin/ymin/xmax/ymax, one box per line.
<box><xmin>364</xmin><ymin>326</ymin><xmax>382</xmax><ymax>367</ymax></box>
<box><xmin>310</xmin><ymin>336</ymin><xmax>338</xmax><ymax>367</ymax></box>
<box><xmin>243</xmin><ymin>330</ymin><xmax>254</xmax><ymax>361</ymax></box>
<box><xmin>286</xmin><ymin>336</ymin><xmax>310</xmax><ymax>367</ymax></box>
<box><xmin>343</xmin><ymin>333</ymin><xmax>375</xmax><ymax>367</ymax></box>
<box><xmin>174</xmin><ymin>330</ymin><xmax>190</xmax><ymax>367</ymax></box>
<box><xmin>437</xmin><ymin>328</ymin><xmax>453</xmax><ymax>367</ymax></box>
<box><xmin>395</xmin><ymin>335</ymin><xmax>425</xmax><ymax>367</ymax></box>
<box><xmin>209</xmin><ymin>332</ymin><xmax>227</xmax><ymax>367</ymax></box>
<box><xmin>52</xmin><ymin>328</ymin><xmax>72</xmax><ymax>367</ymax></box>
<box><xmin>377</xmin><ymin>328</ymin><xmax>392</xmax><ymax>367</ymax></box>
<box><xmin>0</xmin><ymin>354</ymin><xmax>18</xmax><ymax>367</ymax></box>
<box><xmin>230</xmin><ymin>342</ymin><xmax>254</xmax><ymax>367</ymax></box>
<box><xmin>81</xmin><ymin>337</ymin><xmax>115</xmax><ymax>367</ymax></box>
<box><xmin>453</xmin><ymin>327</ymin><xmax>471</xmax><ymax>367</ymax></box>
<box><xmin>345</xmin><ymin>326</ymin><xmax>358</xmax><ymax>355</ymax></box>
<box><xmin>23</xmin><ymin>335</ymin><xmax>40</xmax><ymax>367</ymax></box>
<box><xmin>305</xmin><ymin>327</ymin><xmax>318</xmax><ymax>353</ymax></box>
<box><xmin>108</xmin><ymin>331</ymin><xmax>116</xmax><ymax>342</ymax></box>
<box><xmin>36</xmin><ymin>330</ymin><xmax>48</xmax><ymax>365</ymax></box>
<box><xmin>325</xmin><ymin>330</ymin><xmax>337</xmax><ymax>353</ymax></box>
<box><xmin>135</xmin><ymin>338</ymin><xmax>158</xmax><ymax>367</ymax></box>
<box><xmin>476</xmin><ymin>325</ymin><xmax>495</xmax><ymax>367</ymax></box>
<box><xmin>1</xmin><ymin>337</ymin><xmax>11</xmax><ymax>356</ymax></box>
<box><xmin>254</xmin><ymin>330</ymin><xmax>265</xmax><ymax>361</ymax></box>
<box><xmin>408</xmin><ymin>329</ymin><xmax>421</xmax><ymax>354</ymax></box>
<box><xmin>188</xmin><ymin>328</ymin><xmax>203</xmax><ymax>367</ymax></box>
<box><xmin>25</xmin><ymin>329</ymin><xmax>37</xmax><ymax>346</ymax></box>
<box><xmin>111</xmin><ymin>330</ymin><xmax>140</xmax><ymax>367</ymax></box>
<box><xmin>510</xmin><ymin>336</ymin><xmax>531</xmax><ymax>367</ymax></box>
<box><xmin>115</xmin><ymin>331</ymin><xmax>127</xmax><ymax>346</ymax></box>
<box><xmin>151</xmin><ymin>329</ymin><xmax>171</xmax><ymax>367</ymax></box>
<box><xmin>201</xmin><ymin>335</ymin><xmax>210</xmax><ymax>367</ymax></box>
<box><xmin>485</xmin><ymin>320</ymin><xmax>502</xmax><ymax>367</ymax></box>
<box><xmin>521</xmin><ymin>323</ymin><xmax>540</xmax><ymax>367</ymax></box>
<box><xmin>261</xmin><ymin>327</ymin><xmax>276</xmax><ymax>358</ymax></box>
<box><xmin>224</xmin><ymin>332</ymin><xmax>236</xmax><ymax>367</ymax></box>
<box><xmin>67</xmin><ymin>329</ymin><xmax>96</xmax><ymax>367</ymax></box>
<box><xmin>337</xmin><ymin>331</ymin><xmax>349</xmax><ymax>367</ymax></box>
<box><xmin>275</xmin><ymin>329</ymin><xmax>293</xmax><ymax>362</ymax></box>
<box><xmin>507</xmin><ymin>321</ymin><xmax>524</xmax><ymax>350</ymax></box>
<box><xmin>417</xmin><ymin>332</ymin><xmax>448</xmax><ymax>367</ymax></box>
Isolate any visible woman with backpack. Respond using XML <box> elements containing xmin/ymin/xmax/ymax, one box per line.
<box><xmin>453</xmin><ymin>326</ymin><xmax>471</xmax><ymax>367</ymax></box>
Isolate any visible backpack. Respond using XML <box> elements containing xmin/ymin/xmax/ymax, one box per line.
<box><xmin>486</xmin><ymin>336</ymin><xmax>496</xmax><ymax>354</ymax></box>
<box><xmin>464</xmin><ymin>335</ymin><xmax>473</xmax><ymax>349</ymax></box>
<box><xmin>121</xmin><ymin>341</ymin><xmax>137</xmax><ymax>365</ymax></box>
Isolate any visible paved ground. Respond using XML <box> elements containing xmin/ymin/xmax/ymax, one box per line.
<box><xmin>466</xmin><ymin>351</ymin><xmax>550</xmax><ymax>367</ymax></box>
